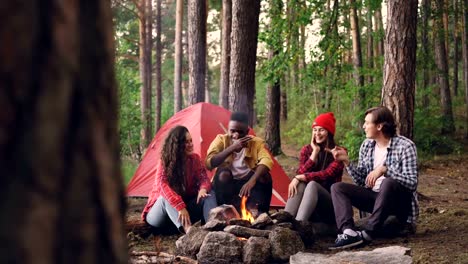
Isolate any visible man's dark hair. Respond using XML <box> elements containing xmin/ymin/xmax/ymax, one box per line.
<box><xmin>365</xmin><ymin>106</ymin><xmax>397</xmax><ymax>137</ymax></box>
<box><xmin>230</xmin><ymin>112</ymin><xmax>249</xmax><ymax>125</ymax></box>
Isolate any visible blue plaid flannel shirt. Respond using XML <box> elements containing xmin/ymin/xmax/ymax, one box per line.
<box><xmin>347</xmin><ymin>136</ymin><xmax>419</xmax><ymax>223</ymax></box>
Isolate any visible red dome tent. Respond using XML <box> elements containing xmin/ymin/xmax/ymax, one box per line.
<box><xmin>126</xmin><ymin>102</ymin><xmax>289</xmax><ymax>207</ymax></box>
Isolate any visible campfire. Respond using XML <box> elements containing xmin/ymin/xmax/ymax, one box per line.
<box><xmin>240</xmin><ymin>196</ymin><xmax>254</xmax><ymax>223</ymax></box>
<box><xmin>173</xmin><ymin>205</ymin><xmax>310</xmax><ymax>264</ymax></box>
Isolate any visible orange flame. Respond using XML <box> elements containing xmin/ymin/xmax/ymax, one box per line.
<box><xmin>240</xmin><ymin>196</ymin><xmax>254</xmax><ymax>223</ymax></box>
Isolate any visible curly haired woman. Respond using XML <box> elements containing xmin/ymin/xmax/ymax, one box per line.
<box><xmin>141</xmin><ymin>126</ymin><xmax>217</xmax><ymax>233</ymax></box>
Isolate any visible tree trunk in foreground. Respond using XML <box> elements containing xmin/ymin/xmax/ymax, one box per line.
<box><xmin>0</xmin><ymin>1</ymin><xmax>127</xmax><ymax>263</ymax></box>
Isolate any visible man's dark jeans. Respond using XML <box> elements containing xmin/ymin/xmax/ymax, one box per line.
<box><xmin>331</xmin><ymin>177</ymin><xmax>412</xmax><ymax>235</ymax></box>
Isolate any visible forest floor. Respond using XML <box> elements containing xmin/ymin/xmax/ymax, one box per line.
<box><xmin>126</xmin><ymin>142</ymin><xmax>468</xmax><ymax>264</ymax></box>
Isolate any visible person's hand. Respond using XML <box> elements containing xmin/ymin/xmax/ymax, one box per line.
<box><xmin>231</xmin><ymin>136</ymin><xmax>253</xmax><ymax>152</ymax></box>
<box><xmin>329</xmin><ymin>146</ymin><xmax>349</xmax><ymax>166</ymax></box>
<box><xmin>178</xmin><ymin>208</ymin><xmax>191</xmax><ymax>232</ymax></box>
<box><xmin>197</xmin><ymin>188</ymin><xmax>210</xmax><ymax>204</ymax></box>
<box><xmin>239</xmin><ymin>178</ymin><xmax>256</xmax><ymax>197</ymax></box>
<box><xmin>310</xmin><ymin>131</ymin><xmax>320</xmax><ymax>153</ymax></box>
<box><xmin>288</xmin><ymin>178</ymin><xmax>300</xmax><ymax>198</ymax></box>
<box><xmin>365</xmin><ymin>171</ymin><xmax>381</xmax><ymax>188</ymax></box>
<box><xmin>295</xmin><ymin>174</ymin><xmax>306</xmax><ymax>181</ymax></box>
<box><xmin>365</xmin><ymin>166</ymin><xmax>386</xmax><ymax>188</ymax></box>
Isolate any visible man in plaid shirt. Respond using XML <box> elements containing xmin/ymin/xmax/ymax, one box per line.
<box><xmin>329</xmin><ymin>106</ymin><xmax>419</xmax><ymax>250</ymax></box>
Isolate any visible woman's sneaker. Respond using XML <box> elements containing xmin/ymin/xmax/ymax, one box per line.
<box><xmin>329</xmin><ymin>233</ymin><xmax>364</xmax><ymax>250</ymax></box>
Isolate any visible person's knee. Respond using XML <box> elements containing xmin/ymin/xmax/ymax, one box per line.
<box><xmin>379</xmin><ymin>177</ymin><xmax>400</xmax><ymax>192</ymax></box>
<box><xmin>218</xmin><ymin>170</ymin><xmax>233</xmax><ymax>183</ymax></box>
<box><xmin>257</xmin><ymin>172</ymin><xmax>272</xmax><ymax>184</ymax></box>
<box><xmin>304</xmin><ymin>181</ymin><xmax>319</xmax><ymax>193</ymax></box>
<box><xmin>331</xmin><ymin>182</ymin><xmax>346</xmax><ymax>194</ymax></box>
<box><xmin>306</xmin><ymin>181</ymin><xmax>320</xmax><ymax>189</ymax></box>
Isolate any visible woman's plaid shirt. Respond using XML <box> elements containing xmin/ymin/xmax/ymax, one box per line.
<box><xmin>347</xmin><ymin>136</ymin><xmax>419</xmax><ymax>223</ymax></box>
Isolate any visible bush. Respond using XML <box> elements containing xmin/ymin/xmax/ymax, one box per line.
<box><xmin>413</xmin><ymin>108</ymin><xmax>462</xmax><ymax>158</ymax></box>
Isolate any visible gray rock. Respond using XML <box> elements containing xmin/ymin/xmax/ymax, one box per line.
<box><xmin>208</xmin><ymin>204</ymin><xmax>241</xmax><ymax>222</ymax></box>
<box><xmin>224</xmin><ymin>225</ymin><xmax>271</xmax><ymax>238</ymax></box>
<box><xmin>243</xmin><ymin>237</ymin><xmax>271</xmax><ymax>264</ymax></box>
<box><xmin>290</xmin><ymin>246</ymin><xmax>412</xmax><ymax>264</ymax></box>
<box><xmin>251</xmin><ymin>213</ymin><xmax>273</xmax><ymax>229</ymax></box>
<box><xmin>196</xmin><ymin>231</ymin><xmax>243</xmax><ymax>264</ymax></box>
<box><xmin>293</xmin><ymin>220</ymin><xmax>315</xmax><ymax>246</ymax></box>
<box><xmin>276</xmin><ymin>222</ymin><xmax>294</xmax><ymax>229</ymax></box>
<box><xmin>203</xmin><ymin>219</ymin><xmax>227</xmax><ymax>231</ymax></box>
<box><xmin>175</xmin><ymin>226</ymin><xmax>209</xmax><ymax>258</ymax></box>
<box><xmin>270</xmin><ymin>211</ymin><xmax>294</xmax><ymax>223</ymax></box>
<box><xmin>269</xmin><ymin>227</ymin><xmax>305</xmax><ymax>262</ymax></box>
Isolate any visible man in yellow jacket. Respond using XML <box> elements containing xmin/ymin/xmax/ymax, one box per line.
<box><xmin>206</xmin><ymin>112</ymin><xmax>273</xmax><ymax>215</ymax></box>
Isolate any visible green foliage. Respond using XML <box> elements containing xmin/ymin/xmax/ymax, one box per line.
<box><xmin>116</xmin><ymin>60</ymin><xmax>142</xmax><ymax>157</ymax></box>
<box><xmin>413</xmin><ymin>108</ymin><xmax>462</xmax><ymax>158</ymax></box>
<box><xmin>283</xmin><ymin>111</ymin><xmax>321</xmax><ymax>147</ymax></box>
<box><xmin>122</xmin><ymin>158</ymin><xmax>139</xmax><ymax>185</ymax></box>
<box><xmin>341</xmin><ymin>129</ymin><xmax>365</xmax><ymax>161</ymax></box>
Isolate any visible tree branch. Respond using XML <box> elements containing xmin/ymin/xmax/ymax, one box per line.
<box><xmin>113</xmin><ymin>0</ymin><xmax>139</xmax><ymax>17</ymax></box>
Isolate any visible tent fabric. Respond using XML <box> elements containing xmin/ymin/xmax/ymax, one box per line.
<box><xmin>126</xmin><ymin>102</ymin><xmax>290</xmax><ymax>208</ymax></box>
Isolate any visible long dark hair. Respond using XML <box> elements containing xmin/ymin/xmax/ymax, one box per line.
<box><xmin>314</xmin><ymin>133</ymin><xmax>336</xmax><ymax>171</ymax></box>
<box><xmin>161</xmin><ymin>126</ymin><xmax>189</xmax><ymax>195</ymax></box>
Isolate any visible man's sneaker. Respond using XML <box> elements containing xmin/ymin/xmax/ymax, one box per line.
<box><xmin>329</xmin><ymin>233</ymin><xmax>364</xmax><ymax>250</ymax></box>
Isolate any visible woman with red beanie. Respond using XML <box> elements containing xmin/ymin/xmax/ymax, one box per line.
<box><xmin>284</xmin><ymin>112</ymin><xmax>344</xmax><ymax>226</ymax></box>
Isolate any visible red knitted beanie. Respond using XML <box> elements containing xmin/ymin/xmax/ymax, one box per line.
<box><xmin>312</xmin><ymin>112</ymin><xmax>336</xmax><ymax>135</ymax></box>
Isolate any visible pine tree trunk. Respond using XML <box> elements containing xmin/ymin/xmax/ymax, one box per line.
<box><xmin>434</xmin><ymin>0</ymin><xmax>456</xmax><ymax>134</ymax></box>
<box><xmin>374</xmin><ymin>2</ymin><xmax>385</xmax><ymax>58</ymax></box>
<box><xmin>219</xmin><ymin>0</ymin><xmax>232</xmax><ymax>109</ymax></box>
<box><xmin>229</xmin><ymin>0</ymin><xmax>261</xmax><ymax>126</ymax></box>
<box><xmin>174</xmin><ymin>0</ymin><xmax>184</xmax><ymax>112</ymax></box>
<box><xmin>155</xmin><ymin>0</ymin><xmax>162</xmax><ymax>132</ymax></box>
<box><xmin>205</xmin><ymin>66</ymin><xmax>211</xmax><ymax>102</ymax></box>
<box><xmin>462</xmin><ymin>0</ymin><xmax>468</xmax><ymax>138</ymax></box>
<box><xmin>281</xmin><ymin>91</ymin><xmax>288</xmax><ymax>121</ymax></box>
<box><xmin>299</xmin><ymin>22</ymin><xmax>307</xmax><ymax>92</ymax></box>
<box><xmin>349</xmin><ymin>0</ymin><xmax>365</xmax><ymax>109</ymax></box>
<box><xmin>382</xmin><ymin>0</ymin><xmax>418</xmax><ymax>139</ymax></box>
<box><xmin>443</xmin><ymin>0</ymin><xmax>450</xmax><ymax>50</ymax></box>
<box><xmin>265</xmin><ymin>76</ymin><xmax>282</xmax><ymax>155</ymax></box>
<box><xmin>145</xmin><ymin>0</ymin><xmax>152</xmax><ymax>126</ymax></box>
<box><xmin>265</xmin><ymin>0</ymin><xmax>282</xmax><ymax>156</ymax></box>
<box><xmin>0</xmin><ymin>1</ymin><xmax>127</xmax><ymax>263</ymax></box>
<box><xmin>421</xmin><ymin>0</ymin><xmax>431</xmax><ymax>108</ymax></box>
<box><xmin>367</xmin><ymin>6</ymin><xmax>374</xmax><ymax>85</ymax></box>
<box><xmin>452</xmin><ymin>0</ymin><xmax>459</xmax><ymax>97</ymax></box>
<box><xmin>205</xmin><ymin>0</ymin><xmax>210</xmax><ymax>104</ymax></box>
<box><xmin>139</xmin><ymin>0</ymin><xmax>152</xmax><ymax>148</ymax></box>
<box><xmin>188</xmin><ymin>0</ymin><xmax>207</xmax><ymax>105</ymax></box>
